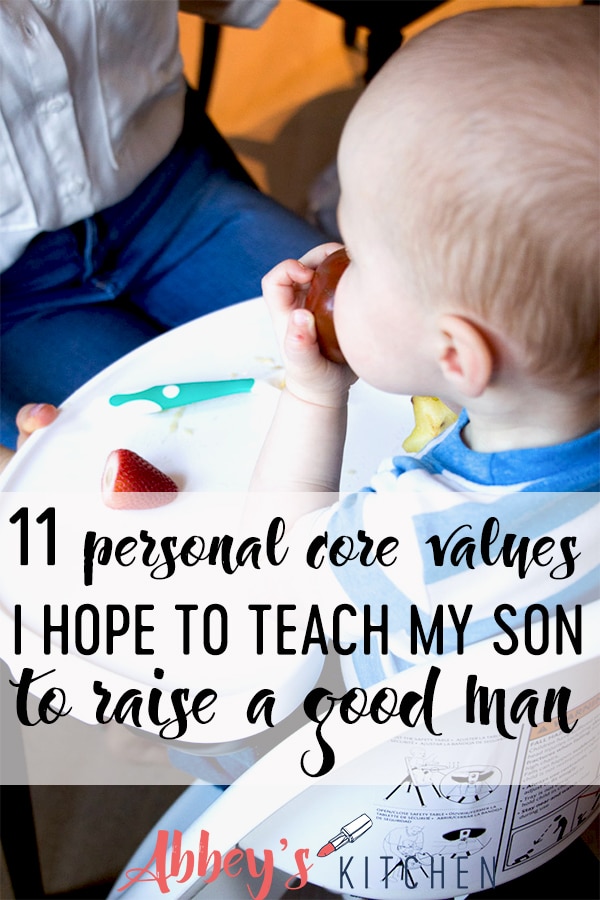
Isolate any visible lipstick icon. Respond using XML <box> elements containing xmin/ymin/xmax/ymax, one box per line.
<box><xmin>317</xmin><ymin>813</ymin><xmax>373</xmax><ymax>857</ymax></box>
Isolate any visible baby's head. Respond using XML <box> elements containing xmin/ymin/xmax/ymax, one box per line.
<box><xmin>335</xmin><ymin>6</ymin><xmax>598</xmax><ymax>408</ymax></box>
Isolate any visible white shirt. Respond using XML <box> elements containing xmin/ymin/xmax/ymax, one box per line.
<box><xmin>0</xmin><ymin>0</ymin><xmax>277</xmax><ymax>273</ymax></box>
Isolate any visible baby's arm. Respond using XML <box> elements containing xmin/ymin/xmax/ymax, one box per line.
<box><xmin>250</xmin><ymin>245</ymin><xmax>356</xmax><ymax>511</ymax></box>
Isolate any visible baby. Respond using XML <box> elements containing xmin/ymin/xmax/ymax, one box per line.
<box><xmin>251</xmin><ymin>5</ymin><xmax>599</xmax><ymax>686</ymax></box>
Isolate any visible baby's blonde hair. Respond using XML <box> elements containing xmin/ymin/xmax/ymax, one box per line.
<box><xmin>372</xmin><ymin>7</ymin><xmax>599</xmax><ymax>395</ymax></box>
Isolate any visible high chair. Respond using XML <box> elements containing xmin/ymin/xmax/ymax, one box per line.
<box><xmin>109</xmin><ymin>600</ymin><xmax>599</xmax><ymax>900</ymax></box>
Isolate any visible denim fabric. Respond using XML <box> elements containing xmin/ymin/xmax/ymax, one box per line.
<box><xmin>0</xmin><ymin>90</ymin><xmax>323</xmax><ymax>445</ymax></box>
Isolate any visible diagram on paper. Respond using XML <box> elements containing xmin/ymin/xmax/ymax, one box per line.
<box><xmin>506</xmin><ymin>787</ymin><xmax>600</xmax><ymax>868</ymax></box>
<box><xmin>385</xmin><ymin>752</ymin><xmax>502</xmax><ymax>808</ymax></box>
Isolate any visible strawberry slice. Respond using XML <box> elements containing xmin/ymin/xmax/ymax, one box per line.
<box><xmin>101</xmin><ymin>449</ymin><xmax>179</xmax><ymax>510</ymax></box>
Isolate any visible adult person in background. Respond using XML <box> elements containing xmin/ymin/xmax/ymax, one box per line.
<box><xmin>0</xmin><ymin>0</ymin><xmax>321</xmax><ymax>448</ymax></box>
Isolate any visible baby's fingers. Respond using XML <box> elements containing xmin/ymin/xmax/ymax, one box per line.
<box><xmin>285</xmin><ymin>308</ymin><xmax>320</xmax><ymax>364</ymax></box>
<box><xmin>16</xmin><ymin>403</ymin><xmax>59</xmax><ymax>449</ymax></box>
<box><xmin>261</xmin><ymin>242</ymin><xmax>343</xmax><ymax>315</ymax></box>
<box><xmin>261</xmin><ymin>258</ymin><xmax>313</xmax><ymax>312</ymax></box>
<box><xmin>298</xmin><ymin>242</ymin><xmax>344</xmax><ymax>270</ymax></box>
<box><xmin>283</xmin><ymin>308</ymin><xmax>356</xmax><ymax>407</ymax></box>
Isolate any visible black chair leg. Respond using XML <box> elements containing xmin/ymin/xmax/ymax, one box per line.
<box><xmin>1</xmin><ymin>661</ymin><xmax>45</xmax><ymax>898</ymax></box>
<box><xmin>343</xmin><ymin>21</ymin><xmax>357</xmax><ymax>47</ymax></box>
<box><xmin>365</xmin><ymin>27</ymin><xmax>404</xmax><ymax>82</ymax></box>
<box><xmin>198</xmin><ymin>22</ymin><xmax>222</xmax><ymax>110</ymax></box>
<box><xmin>1</xmin><ymin>787</ymin><xmax>45</xmax><ymax>899</ymax></box>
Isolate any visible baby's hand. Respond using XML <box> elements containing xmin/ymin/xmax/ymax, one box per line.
<box><xmin>261</xmin><ymin>244</ymin><xmax>357</xmax><ymax>408</ymax></box>
<box><xmin>16</xmin><ymin>403</ymin><xmax>59</xmax><ymax>449</ymax></box>
<box><xmin>0</xmin><ymin>403</ymin><xmax>59</xmax><ymax>474</ymax></box>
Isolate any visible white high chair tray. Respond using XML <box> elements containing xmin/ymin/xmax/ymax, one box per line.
<box><xmin>0</xmin><ymin>299</ymin><xmax>415</xmax><ymax>495</ymax></box>
<box><xmin>0</xmin><ymin>298</ymin><xmax>415</xmax><ymax>743</ymax></box>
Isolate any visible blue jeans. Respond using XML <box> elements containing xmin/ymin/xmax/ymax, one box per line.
<box><xmin>0</xmin><ymin>90</ymin><xmax>323</xmax><ymax>446</ymax></box>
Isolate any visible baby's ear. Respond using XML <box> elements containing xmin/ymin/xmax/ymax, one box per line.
<box><xmin>436</xmin><ymin>314</ymin><xmax>494</xmax><ymax>398</ymax></box>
